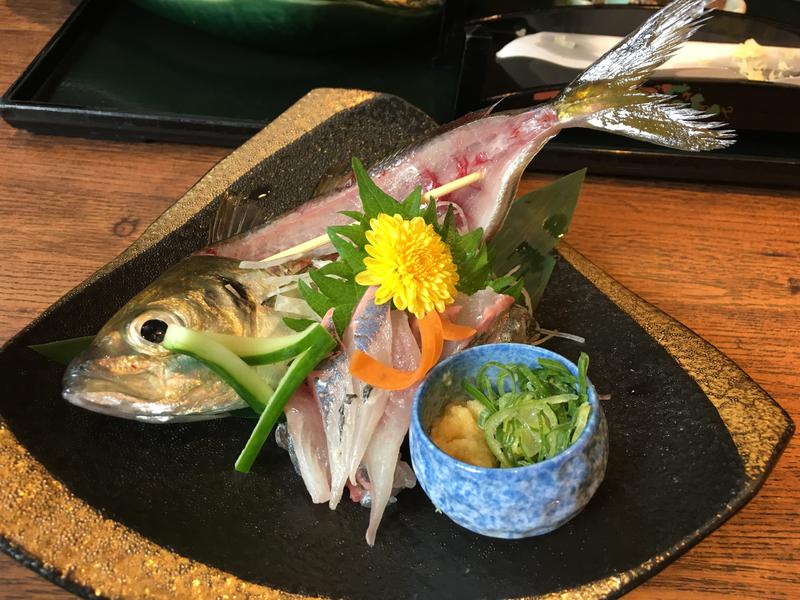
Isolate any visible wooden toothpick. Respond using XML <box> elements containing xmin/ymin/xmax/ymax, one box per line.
<box><xmin>258</xmin><ymin>170</ymin><xmax>484</xmax><ymax>264</ymax></box>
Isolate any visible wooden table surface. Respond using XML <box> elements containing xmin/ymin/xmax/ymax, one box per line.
<box><xmin>1</xmin><ymin>2</ymin><xmax>798</xmax><ymax>599</ymax></box>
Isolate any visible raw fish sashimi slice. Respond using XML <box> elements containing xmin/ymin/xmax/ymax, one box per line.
<box><xmin>343</xmin><ymin>288</ymin><xmax>392</xmax><ymax>485</ymax></box>
<box><xmin>311</xmin><ymin>288</ymin><xmax>392</xmax><ymax>509</ymax></box>
<box><xmin>442</xmin><ymin>288</ymin><xmax>516</xmax><ymax>358</ymax></box>
<box><xmin>310</xmin><ymin>352</ymin><xmax>355</xmax><ymax>510</ymax></box>
<box><xmin>203</xmin><ymin>106</ymin><xmax>561</xmax><ymax>262</ymax></box>
<box><xmin>363</xmin><ymin>311</ymin><xmax>421</xmax><ymax>546</ymax></box>
<box><xmin>283</xmin><ymin>385</ymin><xmax>331</xmax><ymax>504</ymax></box>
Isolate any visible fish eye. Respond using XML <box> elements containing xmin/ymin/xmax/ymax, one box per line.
<box><xmin>140</xmin><ymin>319</ymin><xmax>168</xmax><ymax>344</ymax></box>
<box><xmin>128</xmin><ymin>310</ymin><xmax>184</xmax><ymax>354</ymax></box>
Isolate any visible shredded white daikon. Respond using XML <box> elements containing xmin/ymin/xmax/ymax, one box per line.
<box><xmin>520</xmin><ymin>287</ymin><xmax>534</xmax><ymax>317</ymax></box>
<box><xmin>262</xmin><ymin>273</ymin><xmax>310</xmax><ymax>287</ymax></box>
<box><xmin>239</xmin><ymin>252</ymin><xmax>305</xmax><ymax>270</ymax></box>
<box><xmin>274</xmin><ymin>295</ymin><xmax>320</xmax><ymax>319</ymax></box>
<box><xmin>535</xmin><ymin>327</ymin><xmax>585</xmax><ymax>344</ymax></box>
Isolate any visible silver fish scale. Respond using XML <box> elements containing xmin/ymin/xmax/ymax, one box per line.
<box><xmin>313</xmin><ymin>353</ymin><xmax>350</xmax><ymax>423</ymax></box>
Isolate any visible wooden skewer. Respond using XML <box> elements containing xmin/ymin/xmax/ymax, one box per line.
<box><xmin>421</xmin><ymin>170</ymin><xmax>483</xmax><ymax>201</ymax></box>
<box><xmin>258</xmin><ymin>170</ymin><xmax>484</xmax><ymax>263</ymax></box>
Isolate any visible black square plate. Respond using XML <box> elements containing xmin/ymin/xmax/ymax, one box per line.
<box><xmin>0</xmin><ymin>89</ymin><xmax>793</xmax><ymax>599</ymax></box>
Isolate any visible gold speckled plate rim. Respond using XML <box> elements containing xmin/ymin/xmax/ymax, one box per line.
<box><xmin>0</xmin><ymin>90</ymin><xmax>794</xmax><ymax>600</ymax></box>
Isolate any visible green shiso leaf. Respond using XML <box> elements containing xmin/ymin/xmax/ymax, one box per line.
<box><xmin>332</xmin><ymin>302</ymin><xmax>356</xmax><ymax>336</ymax></box>
<box><xmin>328</xmin><ymin>223</ymin><xmax>368</xmax><ymax>249</ymax></box>
<box><xmin>298</xmin><ymin>227</ymin><xmax>367</xmax><ymax>336</ymax></box>
<box><xmin>351</xmin><ymin>156</ymin><xmax>401</xmax><ymax>218</ymax></box>
<box><xmin>298</xmin><ymin>279</ymin><xmax>332</xmax><ymax>319</ymax></box>
<box><xmin>29</xmin><ymin>335</ymin><xmax>95</xmax><ymax>365</ymax></box>
<box><xmin>489</xmin><ymin>169</ymin><xmax>585</xmax><ymax>309</ymax></box>
<box><xmin>400</xmin><ymin>187</ymin><xmax>422</xmax><ymax>218</ymax></box>
<box><xmin>282</xmin><ymin>316</ymin><xmax>317</xmax><ymax>332</ymax></box>
<box><xmin>420</xmin><ymin>194</ymin><xmax>438</xmax><ymax>225</ymax></box>
<box><xmin>308</xmin><ymin>268</ymin><xmax>357</xmax><ymax>305</ymax></box>
<box><xmin>326</xmin><ymin>228</ymin><xmax>366</xmax><ymax>274</ymax></box>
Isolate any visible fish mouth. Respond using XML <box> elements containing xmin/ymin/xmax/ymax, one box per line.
<box><xmin>62</xmin><ymin>356</ymin><xmax>243</xmax><ymax>423</ymax></box>
<box><xmin>62</xmin><ymin>384</ymin><xmax>230</xmax><ymax>423</ymax></box>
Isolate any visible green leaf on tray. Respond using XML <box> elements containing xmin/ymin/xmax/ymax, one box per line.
<box><xmin>489</xmin><ymin>169</ymin><xmax>585</xmax><ymax>309</ymax></box>
<box><xmin>29</xmin><ymin>335</ymin><xmax>95</xmax><ymax>365</ymax></box>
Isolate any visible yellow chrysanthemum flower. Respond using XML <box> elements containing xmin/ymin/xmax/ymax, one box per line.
<box><xmin>355</xmin><ymin>213</ymin><xmax>459</xmax><ymax>318</ymax></box>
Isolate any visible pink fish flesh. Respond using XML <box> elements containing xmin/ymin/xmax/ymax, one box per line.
<box><xmin>291</xmin><ymin>286</ymin><xmax>514</xmax><ymax>540</ymax></box>
<box><xmin>202</xmin><ymin>107</ymin><xmax>560</xmax><ymax>262</ymax></box>
<box><xmin>342</xmin><ymin>288</ymin><xmax>393</xmax><ymax>487</ymax></box>
<box><xmin>442</xmin><ymin>289</ymin><xmax>516</xmax><ymax>359</ymax></box>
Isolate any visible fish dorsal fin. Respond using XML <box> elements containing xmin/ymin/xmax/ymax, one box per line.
<box><xmin>209</xmin><ymin>164</ymin><xmax>360</xmax><ymax>244</ymax></box>
<box><xmin>311</xmin><ymin>169</ymin><xmax>354</xmax><ymax>198</ymax></box>
<box><xmin>209</xmin><ymin>190</ymin><xmax>274</xmax><ymax>244</ymax></box>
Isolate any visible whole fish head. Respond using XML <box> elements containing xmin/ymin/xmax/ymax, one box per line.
<box><xmin>63</xmin><ymin>256</ymin><xmax>290</xmax><ymax>422</ymax></box>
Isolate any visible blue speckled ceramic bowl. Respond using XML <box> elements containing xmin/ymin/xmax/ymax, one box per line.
<box><xmin>410</xmin><ymin>343</ymin><xmax>609</xmax><ymax>539</ymax></box>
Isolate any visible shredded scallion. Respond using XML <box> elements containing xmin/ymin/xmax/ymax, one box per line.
<box><xmin>462</xmin><ymin>353</ymin><xmax>591</xmax><ymax>467</ymax></box>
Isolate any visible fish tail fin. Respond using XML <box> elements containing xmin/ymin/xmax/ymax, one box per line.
<box><xmin>553</xmin><ymin>0</ymin><xmax>735</xmax><ymax>151</ymax></box>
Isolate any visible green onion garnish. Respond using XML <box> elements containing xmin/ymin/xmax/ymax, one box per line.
<box><xmin>462</xmin><ymin>353</ymin><xmax>592</xmax><ymax>467</ymax></box>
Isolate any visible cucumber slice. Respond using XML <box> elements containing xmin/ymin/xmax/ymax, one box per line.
<box><xmin>235</xmin><ymin>331</ymin><xmax>336</xmax><ymax>473</ymax></box>
<box><xmin>202</xmin><ymin>324</ymin><xmax>327</xmax><ymax>365</ymax></box>
<box><xmin>162</xmin><ymin>323</ymin><xmax>336</xmax><ymax>472</ymax></box>
<box><xmin>162</xmin><ymin>325</ymin><xmax>274</xmax><ymax>414</ymax></box>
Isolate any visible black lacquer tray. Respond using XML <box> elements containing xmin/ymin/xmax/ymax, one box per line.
<box><xmin>0</xmin><ymin>90</ymin><xmax>793</xmax><ymax>600</ymax></box>
<box><xmin>3</xmin><ymin>0</ymin><xmax>800</xmax><ymax>185</ymax></box>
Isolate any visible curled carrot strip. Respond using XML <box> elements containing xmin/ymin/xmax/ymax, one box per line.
<box><xmin>440</xmin><ymin>316</ymin><xmax>476</xmax><ymax>341</ymax></box>
<box><xmin>349</xmin><ymin>311</ymin><xmax>444</xmax><ymax>391</ymax></box>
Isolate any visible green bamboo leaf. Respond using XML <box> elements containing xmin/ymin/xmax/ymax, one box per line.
<box><xmin>29</xmin><ymin>335</ymin><xmax>95</xmax><ymax>365</ymax></box>
<box><xmin>490</xmin><ymin>169</ymin><xmax>585</xmax><ymax>309</ymax></box>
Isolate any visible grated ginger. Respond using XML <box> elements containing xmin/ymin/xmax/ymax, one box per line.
<box><xmin>430</xmin><ymin>400</ymin><xmax>498</xmax><ymax>468</ymax></box>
